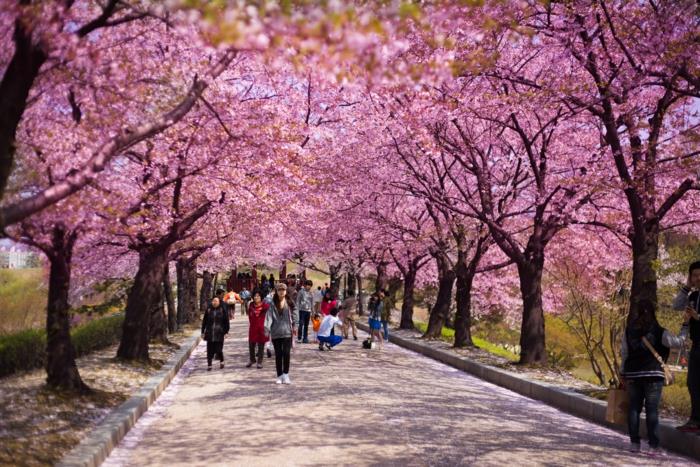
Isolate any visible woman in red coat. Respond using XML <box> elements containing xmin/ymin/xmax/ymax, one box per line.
<box><xmin>247</xmin><ymin>291</ymin><xmax>270</xmax><ymax>368</ymax></box>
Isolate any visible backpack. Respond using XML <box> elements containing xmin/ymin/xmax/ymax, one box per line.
<box><xmin>362</xmin><ymin>338</ymin><xmax>372</xmax><ymax>349</ymax></box>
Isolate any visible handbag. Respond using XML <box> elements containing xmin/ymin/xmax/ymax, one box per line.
<box><xmin>605</xmin><ymin>387</ymin><xmax>629</xmax><ymax>425</ymax></box>
<box><xmin>641</xmin><ymin>336</ymin><xmax>675</xmax><ymax>385</ymax></box>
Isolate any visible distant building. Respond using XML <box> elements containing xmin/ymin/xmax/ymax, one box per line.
<box><xmin>0</xmin><ymin>245</ymin><xmax>40</xmax><ymax>269</ymax></box>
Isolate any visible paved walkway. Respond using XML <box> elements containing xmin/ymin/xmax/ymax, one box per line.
<box><xmin>103</xmin><ymin>318</ymin><xmax>695</xmax><ymax>466</ymax></box>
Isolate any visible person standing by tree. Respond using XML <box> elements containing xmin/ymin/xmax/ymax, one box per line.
<box><xmin>341</xmin><ymin>289</ymin><xmax>358</xmax><ymax>341</ymax></box>
<box><xmin>240</xmin><ymin>286</ymin><xmax>252</xmax><ymax>316</ymax></box>
<box><xmin>378</xmin><ymin>289</ymin><xmax>390</xmax><ymax>341</ymax></box>
<box><xmin>201</xmin><ymin>297</ymin><xmax>230</xmax><ymax>371</ymax></box>
<box><xmin>621</xmin><ymin>299</ymin><xmax>688</xmax><ymax>454</ymax></box>
<box><xmin>296</xmin><ymin>279</ymin><xmax>314</xmax><ymax>344</ymax></box>
<box><xmin>672</xmin><ymin>261</ymin><xmax>700</xmax><ymax>432</ymax></box>
<box><xmin>264</xmin><ymin>283</ymin><xmax>298</xmax><ymax>384</ymax></box>
<box><xmin>247</xmin><ymin>291</ymin><xmax>269</xmax><ymax>369</ymax></box>
<box><xmin>368</xmin><ymin>292</ymin><xmax>383</xmax><ymax>349</ymax></box>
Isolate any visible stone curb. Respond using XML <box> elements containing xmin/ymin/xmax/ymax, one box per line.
<box><xmin>357</xmin><ymin>322</ymin><xmax>700</xmax><ymax>461</ymax></box>
<box><xmin>58</xmin><ymin>331</ymin><xmax>202</xmax><ymax>467</ymax></box>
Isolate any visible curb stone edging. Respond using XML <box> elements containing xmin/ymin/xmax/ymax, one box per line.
<box><xmin>58</xmin><ymin>331</ymin><xmax>202</xmax><ymax>467</ymax></box>
<box><xmin>357</xmin><ymin>322</ymin><xmax>700</xmax><ymax>461</ymax></box>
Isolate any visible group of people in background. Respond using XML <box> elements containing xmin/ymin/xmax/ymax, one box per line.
<box><xmin>621</xmin><ymin>260</ymin><xmax>700</xmax><ymax>456</ymax></box>
<box><xmin>200</xmin><ymin>276</ymin><xmax>388</xmax><ymax>385</ymax></box>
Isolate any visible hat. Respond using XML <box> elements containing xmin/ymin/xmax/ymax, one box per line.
<box><xmin>275</xmin><ymin>282</ymin><xmax>287</xmax><ymax>290</ymax></box>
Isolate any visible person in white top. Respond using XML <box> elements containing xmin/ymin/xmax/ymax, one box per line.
<box><xmin>313</xmin><ymin>286</ymin><xmax>324</xmax><ymax>314</ymax></box>
<box><xmin>318</xmin><ymin>307</ymin><xmax>343</xmax><ymax>351</ymax></box>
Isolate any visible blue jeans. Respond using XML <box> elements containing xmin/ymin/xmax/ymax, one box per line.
<box><xmin>297</xmin><ymin>310</ymin><xmax>311</xmax><ymax>342</ymax></box>
<box><xmin>381</xmin><ymin>320</ymin><xmax>389</xmax><ymax>340</ymax></box>
<box><xmin>318</xmin><ymin>335</ymin><xmax>343</xmax><ymax>348</ymax></box>
<box><xmin>627</xmin><ymin>378</ymin><xmax>664</xmax><ymax>447</ymax></box>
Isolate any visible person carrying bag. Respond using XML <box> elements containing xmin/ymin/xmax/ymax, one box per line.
<box><xmin>620</xmin><ymin>299</ymin><xmax>688</xmax><ymax>455</ymax></box>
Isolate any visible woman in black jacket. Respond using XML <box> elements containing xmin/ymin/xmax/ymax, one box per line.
<box><xmin>621</xmin><ymin>299</ymin><xmax>688</xmax><ymax>454</ymax></box>
<box><xmin>201</xmin><ymin>297</ymin><xmax>230</xmax><ymax>371</ymax></box>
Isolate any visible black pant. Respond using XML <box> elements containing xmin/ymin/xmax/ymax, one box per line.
<box><xmin>272</xmin><ymin>337</ymin><xmax>292</xmax><ymax>377</ymax></box>
<box><xmin>297</xmin><ymin>310</ymin><xmax>311</xmax><ymax>341</ymax></box>
<box><xmin>689</xmin><ymin>347</ymin><xmax>700</xmax><ymax>422</ymax></box>
<box><xmin>249</xmin><ymin>342</ymin><xmax>264</xmax><ymax>364</ymax></box>
<box><xmin>207</xmin><ymin>341</ymin><xmax>224</xmax><ymax>365</ymax></box>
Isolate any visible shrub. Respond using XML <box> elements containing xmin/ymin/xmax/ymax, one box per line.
<box><xmin>0</xmin><ymin>328</ymin><xmax>46</xmax><ymax>377</ymax></box>
<box><xmin>71</xmin><ymin>314</ymin><xmax>124</xmax><ymax>357</ymax></box>
<box><xmin>0</xmin><ymin>313</ymin><xmax>124</xmax><ymax>378</ymax></box>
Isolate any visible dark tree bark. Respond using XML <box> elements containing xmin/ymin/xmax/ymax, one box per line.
<box><xmin>117</xmin><ymin>246</ymin><xmax>169</xmax><ymax>361</ymax></box>
<box><xmin>164</xmin><ymin>262</ymin><xmax>177</xmax><ymax>334</ymax></box>
<box><xmin>517</xmin><ymin>256</ymin><xmax>546</xmax><ymax>364</ymax></box>
<box><xmin>148</xmin><ymin>272</ymin><xmax>167</xmax><ymax>344</ymax></box>
<box><xmin>424</xmin><ymin>254</ymin><xmax>456</xmax><ymax>338</ymax></box>
<box><xmin>329</xmin><ymin>263</ymin><xmax>342</xmax><ymax>296</ymax></box>
<box><xmin>200</xmin><ymin>270</ymin><xmax>213</xmax><ymax>312</ymax></box>
<box><xmin>0</xmin><ymin>18</ymin><xmax>47</xmax><ymax>199</ymax></box>
<box><xmin>453</xmin><ymin>267</ymin><xmax>475</xmax><ymax>348</ymax></box>
<box><xmin>399</xmin><ymin>266</ymin><xmax>417</xmax><ymax>330</ymax></box>
<box><xmin>346</xmin><ymin>272</ymin><xmax>357</xmax><ymax>296</ymax></box>
<box><xmin>375</xmin><ymin>261</ymin><xmax>389</xmax><ymax>292</ymax></box>
<box><xmin>629</xmin><ymin>225</ymin><xmax>659</xmax><ymax>320</ymax></box>
<box><xmin>356</xmin><ymin>273</ymin><xmax>365</xmax><ymax>316</ymax></box>
<box><xmin>176</xmin><ymin>256</ymin><xmax>198</xmax><ymax>325</ymax></box>
<box><xmin>44</xmin><ymin>225</ymin><xmax>89</xmax><ymax>392</ymax></box>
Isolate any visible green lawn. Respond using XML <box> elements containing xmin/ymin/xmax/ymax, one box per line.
<box><xmin>413</xmin><ymin>321</ymin><xmax>519</xmax><ymax>361</ymax></box>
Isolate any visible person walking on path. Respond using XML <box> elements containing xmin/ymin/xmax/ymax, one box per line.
<box><xmin>320</xmin><ymin>290</ymin><xmax>337</xmax><ymax>316</ymax></box>
<box><xmin>378</xmin><ymin>289</ymin><xmax>390</xmax><ymax>341</ymax></box>
<box><xmin>313</xmin><ymin>286</ymin><xmax>323</xmax><ymax>314</ymax></box>
<box><xmin>318</xmin><ymin>308</ymin><xmax>343</xmax><ymax>351</ymax></box>
<box><xmin>264</xmin><ymin>282</ymin><xmax>299</xmax><ymax>384</ymax></box>
<box><xmin>201</xmin><ymin>297</ymin><xmax>230</xmax><ymax>371</ymax></box>
<box><xmin>240</xmin><ymin>286</ymin><xmax>252</xmax><ymax>316</ymax></box>
<box><xmin>368</xmin><ymin>292</ymin><xmax>383</xmax><ymax>349</ymax></box>
<box><xmin>247</xmin><ymin>291</ymin><xmax>269</xmax><ymax>369</ymax></box>
<box><xmin>341</xmin><ymin>289</ymin><xmax>358</xmax><ymax>341</ymax></box>
<box><xmin>672</xmin><ymin>260</ymin><xmax>700</xmax><ymax>432</ymax></box>
<box><xmin>621</xmin><ymin>299</ymin><xmax>688</xmax><ymax>455</ymax></box>
<box><xmin>296</xmin><ymin>279</ymin><xmax>314</xmax><ymax>344</ymax></box>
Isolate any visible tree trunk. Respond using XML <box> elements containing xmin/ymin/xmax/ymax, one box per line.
<box><xmin>517</xmin><ymin>257</ymin><xmax>547</xmax><ymax>365</ymax></box>
<box><xmin>117</xmin><ymin>246</ymin><xmax>168</xmax><ymax>361</ymax></box>
<box><xmin>149</xmin><ymin>273</ymin><xmax>167</xmax><ymax>343</ymax></box>
<box><xmin>385</xmin><ymin>275</ymin><xmax>402</xmax><ymax>317</ymax></box>
<box><xmin>347</xmin><ymin>272</ymin><xmax>357</xmax><ymax>296</ymax></box>
<box><xmin>356</xmin><ymin>273</ymin><xmax>365</xmax><ymax>316</ymax></box>
<box><xmin>375</xmin><ymin>262</ymin><xmax>388</xmax><ymax>292</ymax></box>
<box><xmin>329</xmin><ymin>263</ymin><xmax>342</xmax><ymax>295</ymax></box>
<box><xmin>176</xmin><ymin>257</ymin><xmax>198</xmax><ymax>325</ymax></box>
<box><xmin>164</xmin><ymin>262</ymin><xmax>176</xmax><ymax>334</ymax></box>
<box><xmin>0</xmin><ymin>20</ymin><xmax>47</xmax><ymax>199</ymax></box>
<box><xmin>45</xmin><ymin>226</ymin><xmax>88</xmax><ymax>392</ymax></box>
<box><xmin>399</xmin><ymin>267</ymin><xmax>417</xmax><ymax>330</ymax></box>
<box><xmin>453</xmin><ymin>265</ymin><xmax>475</xmax><ymax>348</ymax></box>
<box><xmin>424</xmin><ymin>257</ymin><xmax>456</xmax><ymax>338</ymax></box>
<box><xmin>200</xmin><ymin>270</ymin><xmax>213</xmax><ymax>312</ymax></box>
<box><xmin>628</xmin><ymin>224</ymin><xmax>659</xmax><ymax>323</ymax></box>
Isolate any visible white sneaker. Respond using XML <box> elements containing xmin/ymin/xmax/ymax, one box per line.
<box><xmin>282</xmin><ymin>373</ymin><xmax>291</xmax><ymax>384</ymax></box>
<box><xmin>276</xmin><ymin>376</ymin><xmax>283</xmax><ymax>384</ymax></box>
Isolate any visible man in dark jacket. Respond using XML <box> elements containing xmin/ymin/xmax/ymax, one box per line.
<box><xmin>672</xmin><ymin>261</ymin><xmax>700</xmax><ymax>432</ymax></box>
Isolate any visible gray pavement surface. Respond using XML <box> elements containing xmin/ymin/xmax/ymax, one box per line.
<box><xmin>102</xmin><ymin>318</ymin><xmax>696</xmax><ymax>466</ymax></box>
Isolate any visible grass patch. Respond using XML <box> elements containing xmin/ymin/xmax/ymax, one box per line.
<box><xmin>0</xmin><ymin>313</ymin><xmax>124</xmax><ymax>377</ymax></box>
<box><xmin>0</xmin><ymin>268</ymin><xmax>47</xmax><ymax>333</ymax></box>
<box><xmin>413</xmin><ymin>321</ymin><xmax>519</xmax><ymax>361</ymax></box>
